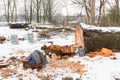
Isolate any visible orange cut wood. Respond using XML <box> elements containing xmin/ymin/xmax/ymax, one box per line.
<box><xmin>89</xmin><ymin>52</ymin><xmax>102</xmax><ymax>57</ymax></box>
<box><xmin>75</xmin><ymin>24</ymin><xmax>84</xmax><ymax>49</ymax></box>
<box><xmin>89</xmin><ymin>48</ymin><xmax>115</xmax><ymax>57</ymax></box>
<box><xmin>89</xmin><ymin>52</ymin><xmax>97</xmax><ymax>57</ymax></box>
<box><xmin>100</xmin><ymin>48</ymin><xmax>115</xmax><ymax>57</ymax></box>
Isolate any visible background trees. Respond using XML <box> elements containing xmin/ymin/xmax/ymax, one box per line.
<box><xmin>2</xmin><ymin>0</ymin><xmax>58</xmax><ymax>24</ymax></box>
<box><xmin>1</xmin><ymin>0</ymin><xmax>120</xmax><ymax>26</ymax></box>
<box><xmin>2</xmin><ymin>0</ymin><xmax>19</xmax><ymax>22</ymax></box>
<box><xmin>71</xmin><ymin>0</ymin><xmax>120</xmax><ymax>26</ymax></box>
<box><xmin>101</xmin><ymin>0</ymin><xmax>120</xmax><ymax>26</ymax></box>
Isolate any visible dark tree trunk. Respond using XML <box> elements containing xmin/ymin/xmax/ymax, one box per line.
<box><xmin>84</xmin><ymin>30</ymin><xmax>120</xmax><ymax>52</ymax></box>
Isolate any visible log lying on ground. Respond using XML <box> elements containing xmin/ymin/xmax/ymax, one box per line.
<box><xmin>9</xmin><ymin>23</ymin><xmax>29</xmax><ymax>29</ymax></box>
<box><xmin>0</xmin><ymin>36</ymin><xmax>6</xmax><ymax>44</ymax></box>
<box><xmin>22</xmin><ymin>60</ymin><xmax>42</xmax><ymax>69</ymax></box>
<box><xmin>0</xmin><ymin>64</ymin><xmax>9</xmax><ymax>69</ymax></box>
<box><xmin>41</xmin><ymin>42</ymin><xmax>77</xmax><ymax>60</ymax></box>
<box><xmin>84</xmin><ymin>29</ymin><xmax>120</xmax><ymax>52</ymax></box>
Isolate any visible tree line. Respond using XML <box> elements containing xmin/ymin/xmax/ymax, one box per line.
<box><xmin>1</xmin><ymin>0</ymin><xmax>120</xmax><ymax>26</ymax></box>
<box><xmin>72</xmin><ymin>0</ymin><xmax>120</xmax><ymax>26</ymax></box>
<box><xmin>2</xmin><ymin>0</ymin><xmax>57</xmax><ymax>24</ymax></box>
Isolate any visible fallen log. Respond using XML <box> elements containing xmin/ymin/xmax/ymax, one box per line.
<box><xmin>9</xmin><ymin>23</ymin><xmax>29</xmax><ymax>29</ymax></box>
<box><xmin>0</xmin><ymin>36</ymin><xmax>6</xmax><ymax>44</ymax></box>
<box><xmin>22</xmin><ymin>60</ymin><xmax>42</xmax><ymax>69</ymax></box>
<box><xmin>84</xmin><ymin>29</ymin><xmax>120</xmax><ymax>52</ymax></box>
<box><xmin>0</xmin><ymin>64</ymin><xmax>9</xmax><ymax>69</ymax></box>
<box><xmin>41</xmin><ymin>24</ymin><xmax>120</xmax><ymax>58</ymax></box>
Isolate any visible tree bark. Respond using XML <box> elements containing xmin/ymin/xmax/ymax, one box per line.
<box><xmin>90</xmin><ymin>0</ymin><xmax>95</xmax><ymax>25</ymax></box>
<box><xmin>29</xmin><ymin>0</ymin><xmax>33</xmax><ymax>23</ymax></box>
<box><xmin>98</xmin><ymin>0</ymin><xmax>105</xmax><ymax>24</ymax></box>
<box><xmin>84</xmin><ymin>29</ymin><xmax>120</xmax><ymax>52</ymax></box>
<box><xmin>115</xmin><ymin>0</ymin><xmax>119</xmax><ymax>24</ymax></box>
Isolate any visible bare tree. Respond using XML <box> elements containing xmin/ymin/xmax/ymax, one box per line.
<box><xmin>46</xmin><ymin>0</ymin><xmax>57</xmax><ymax>23</ymax></box>
<box><xmin>10</xmin><ymin>0</ymin><xmax>18</xmax><ymax>22</ymax></box>
<box><xmin>13</xmin><ymin>0</ymin><xmax>18</xmax><ymax>22</ymax></box>
<box><xmin>115</xmin><ymin>0</ymin><xmax>119</xmax><ymax>23</ymax></box>
<box><xmin>83</xmin><ymin>0</ymin><xmax>90</xmax><ymax>24</ymax></box>
<box><xmin>29</xmin><ymin>0</ymin><xmax>33</xmax><ymax>23</ymax></box>
<box><xmin>71</xmin><ymin>0</ymin><xmax>91</xmax><ymax>24</ymax></box>
<box><xmin>22</xmin><ymin>0</ymin><xmax>34</xmax><ymax>23</ymax></box>
<box><xmin>83</xmin><ymin>0</ymin><xmax>95</xmax><ymax>24</ymax></box>
<box><xmin>33</xmin><ymin>0</ymin><xmax>42</xmax><ymax>23</ymax></box>
<box><xmin>40</xmin><ymin>0</ymin><xmax>57</xmax><ymax>23</ymax></box>
<box><xmin>61</xmin><ymin>0</ymin><xmax>70</xmax><ymax>24</ymax></box>
<box><xmin>97</xmin><ymin>0</ymin><xmax>106</xmax><ymax>24</ymax></box>
<box><xmin>2</xmin><ymin>0</ymin><xmax>19</xmax><ymax>22</ymax></box>
<box><xmin>90</xmin><ymin>0</ymin><xmax>95</xmax><ymax>25</ymax></box>
<box><xmin>71</xmin><ymin>0</ymin><xmax>84</xmax><ymax>22</ymax></box>
<box><xmin>47</xmin><ymin>0</ymin><xmax>53</xmax><ymax>23</ymax></box>
<box><xmin>24</xmin><ymin>0</ymin><xmax>29</xmax><ymax>22</ymax></box>
<box><xmin>105</xmin><ymin>0</ymin><xmax>119</xmax><ymax>26</ymax></box>
<box><xmin>71</xmin><ymin>0</ymin><xmax>95</xmax><ymax>25</ymax></box>
<box><xmin>3</xmin><ymin>0</ymin><xmax>11</xmax><ymax>22</ymax></box>
<box><xmin>101</xmin><ymin>0</ymin><xmax>107</xmax><ymax>26</ymax></box>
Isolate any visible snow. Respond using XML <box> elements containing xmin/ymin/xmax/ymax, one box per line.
<box><xmin>0</xmin><ymin>24</ymin><xmax>120</xmax><ymax>80</ymax></box>
<box><xmin>69</xmin><ymin>55</ymin><xmax>120</xmax><ymax>80</ymax></box>
<box><xmin>81</xmin><ymin>23</ymin><xmax>120</xmax><ymax>32</ymax></box>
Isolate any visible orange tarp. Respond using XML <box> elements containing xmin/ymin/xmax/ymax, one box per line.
<box><xmin>89</xmin><ymin>48</ymin><xmax>115</xmax><ymax>57</ymax></box>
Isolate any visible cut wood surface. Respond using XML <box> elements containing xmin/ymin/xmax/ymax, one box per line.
<box><xmin>75</xmin><ymin>24</ymin><xmax>84</xmax><ymax>49</ymax></box>
<box><xmin>41</xmin><ymin>43</ymin><xmax>76</xmax><ymax>59</ymax></box>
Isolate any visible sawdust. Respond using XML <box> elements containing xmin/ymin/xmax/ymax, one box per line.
<box><xmin>45</xmin><ymin>59</ymin><xmax>86</xmax><ymax>75</ymax></box>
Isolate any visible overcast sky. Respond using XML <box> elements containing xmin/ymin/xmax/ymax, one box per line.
<box><xmin>0</xmin><ymin>0</ymin><xmax>116</xmax><ymax>16</ymax></box>
<box><xmin>0</xmin><ymin>0</ymin><xmax>80</xmax><ymax>16</ymax></box>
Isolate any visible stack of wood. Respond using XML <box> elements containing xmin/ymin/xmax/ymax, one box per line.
<box><xmin>41</xmin><ymin>43</ymin><xmax>77</xmax><ymax>60</ymax></box>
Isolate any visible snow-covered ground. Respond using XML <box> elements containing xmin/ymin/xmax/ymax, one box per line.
<box><xmin>0</xmin><ymin>24</ymin><xmax>120</xmax><ymax>80</ymax></box>
<box><xmin>81</xmin><ymin>23</ymin><xmax>120</xmax><ymax>32</ymax></box>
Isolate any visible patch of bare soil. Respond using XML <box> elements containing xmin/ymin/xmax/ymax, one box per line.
<box><xmin>0</xmin><ymin>56</ymin><xmax>86</xmax><ymax>79</ymax></box>
<box><xmin>44</xmin><ymin>59</ymin><xmax>86</xmax><ymax>75</ymax></box>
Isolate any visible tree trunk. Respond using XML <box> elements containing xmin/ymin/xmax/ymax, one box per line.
<box><xmin>98</xmin><ymin>0</ymin><xmax>105</xmax><ymax>24</ymax></box>
<box><xmin>115</xmin><ymin>0</ymin><xmax>119</xmax><ymax>24</ymax></box>
<box><xmin>13</xmin><ymin>0</ymin><xmax>17</xmax><ymax>22</ymax></box>
<box><xmin>84</xmin><ymin>29</ymin><xmax>120</xmax><ymax>52</ymax></box>
<box><xmin>36</xmin><ymin>0</ymin><xmax>39</xmax><ymax>23</ymax></box>
<box><xmin>7</xmin><ymin>0</ymin><xmax>10</xmax><ymax>22</ymax></box>
<box><xmin>24</xmin><ymin>0</ymin><xmax>27</xmax><ymax>22</ymax></box>
<box><xmin>29</xmin><ymin>0</ymin><xmax>33</xmax><ymax>23</ymax></box>
<box><xmin>90</xmin><ymin>0</ymin><xmax>95</xmax><ymax>25</ymax></box>
<box><xmin>83</xmin><ymin>0</ymin><xmax>90</xmax><ymax>24</ymax></box>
